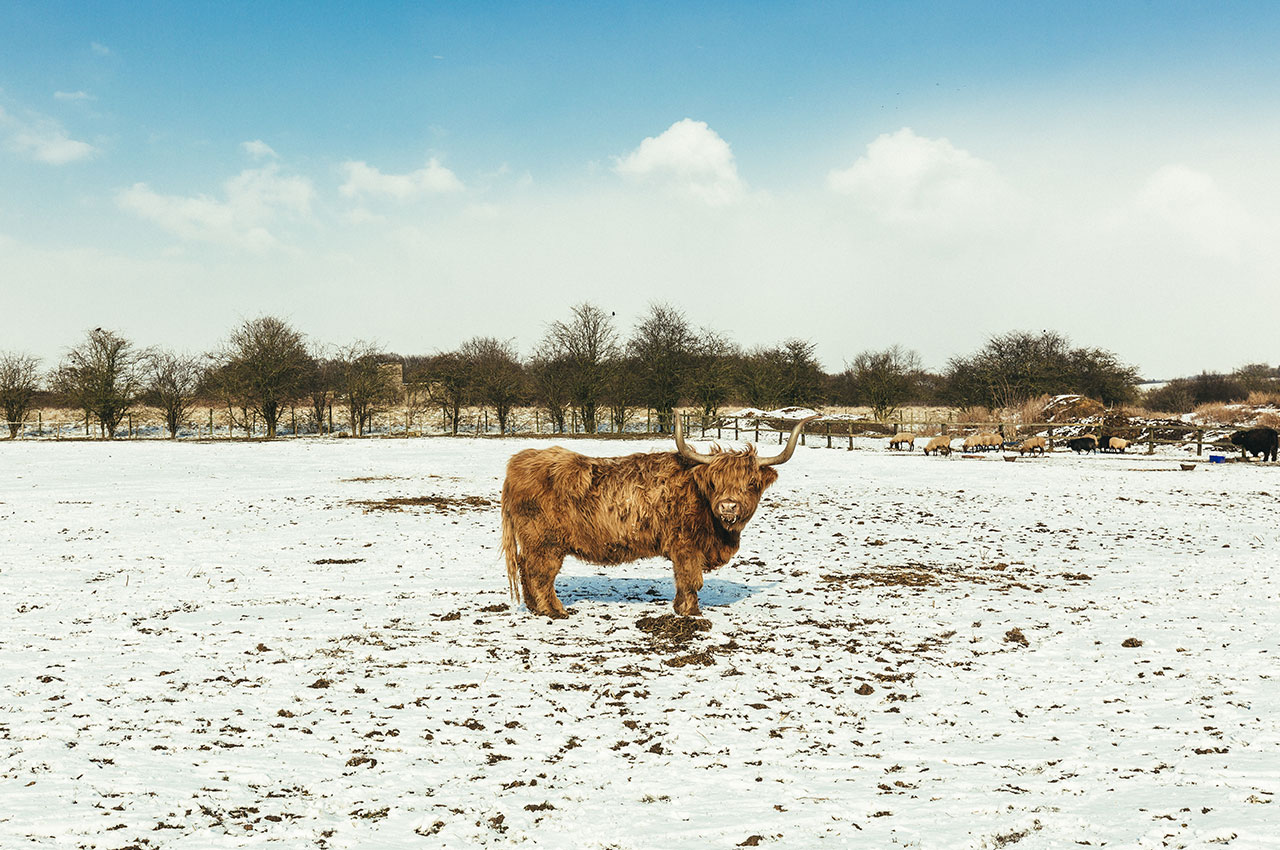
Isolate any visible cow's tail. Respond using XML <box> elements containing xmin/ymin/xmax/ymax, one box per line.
<box><xmin>501</xmin><ymin>483</ymin><xmax>521</xmax><ymax>605</ymax></box>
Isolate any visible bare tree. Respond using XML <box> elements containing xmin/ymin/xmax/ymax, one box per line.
<box><xmin>842</xmin><ymin>345</ymin><xmax>921</xmax><ymax>421</ymax></box>
<box><xmin>214</xmin><ymin>316</ymin><xmax>312</xmax><ymax>438</ymax></box>
<box><xmin>201</xmin><ymin>361</ymin><xmax>250</xmax><ymax>436</ymax></box>
<box><xmin>144</xmin><ymin>349</ymin><xmax>205</xmax><ymax>437</ymax></box>
<box><xmin>53</xmin><ymin>328</ymin><xmax>144</xmax><ymax>438</ymax></box>
<box><xmin>778</xmin><ymin>338</ymin><xmax>825</xmax><ymax>407</ymax></box>
<box><xmin>461</xmin><ymin>337</ymin><xmax>524</xmax><ymax>434</ymax></box>
<box><xmin>0</xmin><ymin>352</ymin><xmax>41</xmax><ymax>438</ymax></box>
<box><xmin>736</xmin><ymin>345</ymin><xmax>788</xmax><ymax>410</ymax></box>
<box><xmin>410</xmin><ymin>352</ymin><xmax>469</xmax><ymax>435</ymax></box>
<box><xmin>629</xmin><ymin>303</ymin><xmax>696</xmax><ymax>432</ymax></box>
<box><xmin>334</xmin><ymin>341</ymin><xmax>398</xmax><ymax>436</ymax></box>
<box><xmin>304</xmin><ymin>343</ymin><xmax>338</xmax><ymax>434</ymax></box>
<box><xmin>686</xmin><ymin>328</ymin><xmax>738</xmax><ymax>424</ymax></box>
<box><xmin>603</xmin><ymin>352</ymin><xmax>641</xmax><ymax>433</ymax></box>
<box><xmin>529</xmin><ymin>351</ymin><xmax>572</xmax><ymax>433</ymax></box>
<box><xmin>541</xmin><ymin>303</ymin><xmax>618</xmax><ymax>434</ymax></box>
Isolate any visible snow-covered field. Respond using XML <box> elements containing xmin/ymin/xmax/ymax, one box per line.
<box><xmin>2</xmin><ymin>437</ymin><xmax>1277</xmax><ymax>849</ymax></box>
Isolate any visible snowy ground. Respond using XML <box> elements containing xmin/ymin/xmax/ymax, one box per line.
<box><xmin>1</xmin><ymin>437</ymin><xmax>1277</xmax><ymax>849</ymax></box>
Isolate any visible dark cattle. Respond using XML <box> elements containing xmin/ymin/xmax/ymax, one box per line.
<box><xmin>501</xmin><ymin>416</ymin><xmax>817</xmax><ymax>618</ymax></box>
<box><xmin>1229</xmin><ymin>427</ymin><xmax>1279</xmax><ymax>462</ymax></box>
<box><xmin>1067</xmin><ymin>435</ymin><xmax>1098</xmax><ymax>454</ymax></box>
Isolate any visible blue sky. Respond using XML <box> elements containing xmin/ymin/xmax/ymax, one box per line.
<box><xmin>3</xmin><ymin>1</ymin><xmax>1280</xmax><ymax>377</ymax></box>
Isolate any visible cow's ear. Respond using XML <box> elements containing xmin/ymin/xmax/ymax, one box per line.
<box><xmin>761</xmin><ymin>467</ymin><xmax>779</xmax><ymax>489</ymax></box>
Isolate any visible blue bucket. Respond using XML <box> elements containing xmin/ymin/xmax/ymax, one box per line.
<box><xmin>1209</xmin><ymin>454</ymin><xmax>1226</xmax><ymax>464</ymax></box>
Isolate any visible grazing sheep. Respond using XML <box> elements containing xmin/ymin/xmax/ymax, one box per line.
<box><xmin>923</xmin><ymin>435</ymin><xmax>953</xmax><ymax>456</ymax></box>
<box><xmin>888</xmin><ymin>433</ymin><xmax>916</xmax><ymax>451</ymax></box>
<box><xmin>965</xmin><ymin>432</ymin><xmax>1001</xmax><ymax>452</ymax></box>
<box><xmin>1103</xmin><ymin>436</ymin><xmax>1129</xmax><ymax>453</ymax></box>
<box><xmin>1018</xmin><ymin>436</ymin><xmax>1047</xmax><ymax>455</ymax></box>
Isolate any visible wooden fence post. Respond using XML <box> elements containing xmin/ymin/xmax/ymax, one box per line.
<box><xmin>1196</xmin><ymin>428</ymin><xmax>1203</xmax><ymax>457</ymax></box>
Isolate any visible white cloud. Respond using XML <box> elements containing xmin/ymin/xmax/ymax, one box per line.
<box><xmin>614</xmin><ymin>118</ymin><xmax>745</xmax><ymax>206</ymax></box>
<box><xmin>339</xmin><ymin>157</ymin><xmax>464</xmax><ymax>199</ymax></box>
<box><xmin>91</xmin><ymin>42</ymin><xmax>111</xmax><ymax>56</ymax></box>
<box><xmin>241</xmin><ymin>139</ymin><xmax>278</xmax><ymax>160</ymax></box>
<box><xmin>827</xmin><ymin>128</ymin><xmax>1010</xmax><ymax>227</ymax></box>
<box><xmin>117</xmin><ymin>164</ymin><xmax>315</xmax><ymax>251</ymax></box>
<box><xmin>1130</xmin><ymin>164</ymin><xmax>1254</xmax><ymax>261</ymax></box>
<box><xmin>1</xmin><ymin>105</ymin><xmax>97</xmax><ymax>164</ymax></box>
<box><xmin>54</xmin><ymin>90</ymin><xmax>93</xmax><ymax>102</ymax></box>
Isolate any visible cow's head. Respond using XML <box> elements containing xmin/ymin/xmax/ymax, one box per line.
<box><xmin>675</xmin><ymin>415</ymin><xmax>817</xmax><ymax>532</ymax></box>
<box><xmin>1229</xmin><ymin>431</ymin><xmax>1246</xmax><ymax>447</ymax></box>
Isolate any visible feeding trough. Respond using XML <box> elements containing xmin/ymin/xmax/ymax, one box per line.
<box><xmin>1003</xmin><ymin>454</ymin><xmax>1017</xmax><ymax>462</ymax></box>
<box><xmin>1180</xmin><ymin>462</ymin><xmax>1196</xmax><ymax>471</ymax></box>
<box><xmin>1209</xmin><ymin>454</ymin><xmax>1227</xmax><ymax>464</ymax></box>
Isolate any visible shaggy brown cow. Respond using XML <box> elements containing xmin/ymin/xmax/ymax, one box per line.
<box><xmin>501</xmin><ymin>415</ymin><xmax>817</xmax><ymax>618</ymax></box>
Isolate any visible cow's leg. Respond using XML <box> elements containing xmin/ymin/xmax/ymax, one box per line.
<box><xmin>671</xmin><ymin>554</ymin><xmax>705</xmax><ymax>617</ymax></box>
<box><xmin>522</xmin><ymin>551</ymin><xmax>568</xmax><ymax>618</ymax></box>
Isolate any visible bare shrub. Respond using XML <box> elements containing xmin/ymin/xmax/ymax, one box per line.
<box><xmin>1194</xmin><ymin>402</ymin><xmax>1245</xmax><ymax>426</ymax></box>
<box><xmin>955</xmin><ymin>406</ymin><xmax>993</xmax><ymax>425</ymax></box>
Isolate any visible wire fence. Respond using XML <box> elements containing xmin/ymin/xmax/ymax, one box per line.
<box><xmin>0</xmin><ymin>410</ymin><xmax>1252</xmax><ymax>456</ymax></box>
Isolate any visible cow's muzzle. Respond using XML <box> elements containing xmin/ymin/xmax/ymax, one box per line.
<box><xmin>716</xmin><ymin>501</ymin><xmax>743</xmax><ymax>526</ymax></box>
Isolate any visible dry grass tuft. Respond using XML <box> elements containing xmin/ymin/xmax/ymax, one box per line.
<box><xmin>1194</xmin><ymin>402</ymin><xmax>1246</xmax><ymax>425</ymax></box>
<box><xmin>1255</xmin><ymin>411</ymin><xmax>1280</xmax><ymax>431</ymax></box>
<box><xmin>1247</xmin><ymin>390</ymin><xmax>1280</xmax><ymax>407</ymax></box>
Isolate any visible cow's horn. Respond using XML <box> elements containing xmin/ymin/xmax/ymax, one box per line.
<box><xmin>674</xmin><ymin>414</ymin><xmax>716</xmax><ymax>465</ymax></box>
<box><xmin>759</xmin><ymin>415</ymin><xmax>820</xmax><ymax>467</ymax></box>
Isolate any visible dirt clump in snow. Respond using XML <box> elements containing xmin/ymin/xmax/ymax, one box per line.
<box><xmin>634</xmin><ymin>614</ymin><xmax>733</xmax><ymax>667</ymax></box>
<box><xmin>635</xmin><ymin>614</ymin><xmax>711</xmax><ymax>646</ymax></box>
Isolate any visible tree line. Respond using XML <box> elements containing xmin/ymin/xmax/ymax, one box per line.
<box><xmin>0</xmin><ymin>303</ymin><xmax>1268</xmax><ymax>440</ymax></box>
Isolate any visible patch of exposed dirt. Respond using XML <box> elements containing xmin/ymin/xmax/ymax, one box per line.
<box><xmin>313</xmin><ymin>558</ymin><xmax>365</xmax><ymax>565</ymax></box>
<box><xmin>351</xmin><ymin>495</ymin><xmax>494</xmax><ymax>513</ymax></box>
<box><xmin>339</xmin><ymin>475</ymin><xmax>412</xmax><ymax>483</ymax></box>
<box><xmin>818</xmin><ymin>562</ymin><xmax>1050</xmax><ymax>593</ymax></box>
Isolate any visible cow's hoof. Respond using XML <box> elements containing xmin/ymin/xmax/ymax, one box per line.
<box><xmin>673</xmin><ymin>600</ymin><xmax>702</xmax><ymax>617</ymax></box>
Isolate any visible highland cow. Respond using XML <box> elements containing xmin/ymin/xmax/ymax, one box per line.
<box><xmin>501</xmin><ymin>416</ymin><xmax>817</xmax><ymax>618</ymax></box>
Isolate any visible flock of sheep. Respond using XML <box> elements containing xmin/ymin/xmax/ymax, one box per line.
<box><xmin>888</xmin><ymin>432</ymin><xmax>1129</xmax><ymax>456</ymax></box>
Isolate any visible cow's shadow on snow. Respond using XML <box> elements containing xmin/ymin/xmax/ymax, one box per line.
<box><xmin>556</xmin><ymin>575</ymin><xmax>763</xmax><ymax>609</ymax></box>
